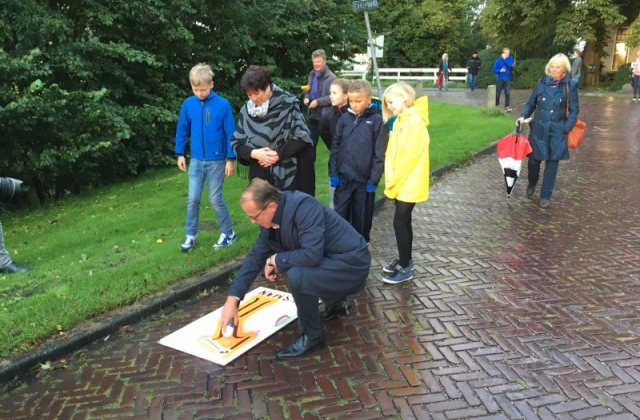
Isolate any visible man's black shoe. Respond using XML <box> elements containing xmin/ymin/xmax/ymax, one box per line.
<box><xmin>319</xmin><ymin>299</ymin><xmax>352</xmax><ymax>321</ymax></box>
<box><xmin>0</xmin><ymin>262</ymin><xmax>33</xmax><ymax>274</ymax></box>
<box><xmin>276</xmin><ymin>334</ymin><xmax>325</xmax><ymax>360</ymax></box>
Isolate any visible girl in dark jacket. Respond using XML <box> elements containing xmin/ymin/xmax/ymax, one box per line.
<box><xmin>517</xmin><ymin>53</ymin><xmax>579</xmax><ymax>208</ymax></box>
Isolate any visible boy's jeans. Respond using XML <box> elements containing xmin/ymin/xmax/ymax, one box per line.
<box><xmin>186</xmin><ymin>159</ymin><xmax>233</xmax><ymax>237</ymax></box>
<box><xmin>468</xmin><ymin>73</ymin><xmax>477</xmax><ymax>90</ymax></box>
<box><xmin>0</xmin><ymin>221</ymin><xmax>12</xmax><ymax>268</ymax></box>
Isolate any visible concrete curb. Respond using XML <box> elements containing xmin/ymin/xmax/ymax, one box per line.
<box><xmin>0</xmin><ymin>143</ymin><xmax>498</xmax><ymax>383</ymax></box>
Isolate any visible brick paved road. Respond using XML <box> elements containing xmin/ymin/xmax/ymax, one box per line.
<box><xmin>2</xmin><ymin>89</ymin><xmax>640</xmax><ymax>419</ymax></box>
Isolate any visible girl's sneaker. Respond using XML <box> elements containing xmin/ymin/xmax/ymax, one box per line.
<box><xmin>383</xmin><ymin>259</ymin><xmax>414</xmax><ymax>274</ymax></box>
<box><xmin>382</xmin><ymin>266</ymin><xmax>414</xmax><ymax>284</ymax></box>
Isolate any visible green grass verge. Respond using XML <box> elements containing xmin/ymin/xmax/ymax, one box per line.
<box><xmin>0</xmin><ymin>101</ymin><xmax>513</xmax><ymax>356</ymax></box>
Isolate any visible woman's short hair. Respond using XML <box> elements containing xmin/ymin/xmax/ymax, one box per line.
<box><xmin>545</xmin><ymin>53</ymin><xmax>571</xmax><ymax>75</ymax></box>
<box><xmin>442</xmin><ymin>53</ymin><xmax>448</xmax><ymax>60</ymax></box>
<box><xmin>381</xmin><ymin>82</ymin><xmax>415</xmax><ymax>122</ymax></box>
<box><xmin>240</xmin><ymin>66</ymin><xmax>273</xmax><ymax>93</ymax></box>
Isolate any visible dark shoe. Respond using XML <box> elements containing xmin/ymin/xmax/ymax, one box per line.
<box><xmin>540</xmin><ymin>198</ymin><xmax>551</xmax><ymax>208</ymax></box>
<box><xmin>276</xmin><ymin>334</ymin><xmax>326</xmax><ymax>360</ymax></box>
<box><xmin>319</xmin><ymin>299</ymin><xmax>352</xmax><ymax>321</ymax></box>
<box><xmin>526</xmin><ymin>184</ymin><xmax>536</xmax><ymax>197</ymax></box>
<box><xmin>0</xmin><ymin>262</ymin><xmax>33</xmax><ymax>274</ymax></box>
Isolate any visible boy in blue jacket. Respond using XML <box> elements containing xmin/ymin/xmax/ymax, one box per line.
<box><xmin>175</xmin><ymin>64</ymin><xmax>237</xmax><ymax>251</ymax></box>
<box><xmin>329</xmin><ymin>80</ymin><xmax>388</xmax><ymax>243</ymax></box>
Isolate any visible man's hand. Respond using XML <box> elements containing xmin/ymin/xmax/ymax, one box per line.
<box><xmin>219</xmin><ymin>296</ymin><xmax>240</xmax><ymax>335</ymax></box>
<box><xmin>225</xmin><ymin>160</ymin><xmax>235</xmax><ymax>177</ymax></box>
<box><xmin>308</xmin><ymin>100</ymin><xmax>318</xmax><ymax>109</ymax></box>
<box><xmin>177</xmin><ymin>156</ymin><xmax>187</xmax><ymax>172</ymax></box>
<box><xmin>264</xmin><ymin>254</ymin><xmax>279</xmax><ymax>282</ymax></box>
<box><xmin>303</xmin><ymin>97</ymin><xmax>310</xmax><ymax>106</ymax></box>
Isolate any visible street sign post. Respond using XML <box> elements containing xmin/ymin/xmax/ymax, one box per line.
<box><xmin>353</xmin><ymin>0</ymin><xmax>378</xmax><ymax>12</ymax></box>
<box><xmin>353</xmin><ymin>0</ymin><xmax>382</xmax><ymax>96</ymax></box>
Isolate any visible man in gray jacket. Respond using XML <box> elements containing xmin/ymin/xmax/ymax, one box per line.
<box><xmin>571</xmin><ymin>50</ymin><xmax>582</xmax><ymax>82</ymax></box>
<box><xmin>220</xmin><ymin>178</ymin><xmax>370</xmax><ymax>359</ymax></box>
<box><xmin>0</xmin><ymin>221</ymin><xmax>32</xmax><ymax>274</ymax></box>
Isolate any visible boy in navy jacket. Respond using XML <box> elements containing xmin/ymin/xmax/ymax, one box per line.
<box><xmin>175</xmin><ymin>64</ymin><xmax>237</xmax><ymax>251</ymax></box>
<box><xmin>329</xmin><ymin>80</ymin><xmax>389</xmax><ymax>243</ymax></box>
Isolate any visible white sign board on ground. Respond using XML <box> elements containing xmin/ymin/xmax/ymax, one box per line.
<box><xmin>158</xmin><ymin>287</ymin><xmax>297</xmax><ymax>366</ymax></box>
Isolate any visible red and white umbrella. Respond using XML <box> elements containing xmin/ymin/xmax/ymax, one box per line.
<box><xmin>496</xmin><ymin>125</ymin><xmax>532</xmax><ymax>197</ymax></box>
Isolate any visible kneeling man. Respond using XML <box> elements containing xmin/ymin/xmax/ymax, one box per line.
<box><xmin>220</xmin><ymin>178</ymin><xmax>370</xmax><ymax>359</ymax></box>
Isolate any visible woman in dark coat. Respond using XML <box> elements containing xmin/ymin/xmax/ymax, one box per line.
<box><xmin>232</xmin><ymin>66</ymin><xmax>315</xmax><ymax>193</ymax></box>
<box><xmin>517</xmin><ymin>53</ymin><xmax>579</xmax><ymax>208</ymax></box>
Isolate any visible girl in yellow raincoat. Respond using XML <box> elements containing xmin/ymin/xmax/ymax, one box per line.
<box><xmin>380</xmin><ymin>82</ymin><xmax>430</xmax><ymax>284</ymax></box>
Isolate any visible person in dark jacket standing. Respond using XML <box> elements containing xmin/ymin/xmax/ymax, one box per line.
<box><xmin>466</xmin><ymin>51</ymin><xmax>481</xmax><ymax>91</ymax></box>
<box><xmin>175</xmin><ymin>63</ymin><xmax>238</xmax><ymax>251</ymax></box>
<box><xmin>231</xmin><ymin>66</ymin><xmax>314</xmax><ymax>194</ymax></box>
<box><xmin>301</xmin><ymin>49</ymin><xmax>337</xmax><ymax>196</ymax></box>
<box><xmin>319</xmin><ymin>78</ymin><xmax>351</xmax><ymax>209</ymax></box>
<box><xmin>517</xmin><ymin>53</ymin><xmax>579</xmax><ymax>208</ymax></box>
<box><xmin>219</xmin><ymin>179</ymin><xmax>370</xmax><ymax>359</ymax></box>
<box><xmin>329</xmin><ymin>80</ymin><xmax>388</xmax><ymax>243</ymax></box>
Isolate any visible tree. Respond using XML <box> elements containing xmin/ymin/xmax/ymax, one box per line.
<box><xmin>479</xmin><ymin>0</ymin><xmax>640</xmax><ymax>85</ymax></box>
<box><xmin>368</xmin><ymin>0</ymin><xmax>482</xmax><ymax>68</ymax></box>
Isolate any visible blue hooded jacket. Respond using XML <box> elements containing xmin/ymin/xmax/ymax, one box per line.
<box><xmin>493</xmin><ymin>55</ymin><xmax>514</xmax><ymax>81</ymax></box>
<box><xmin>175</xmin><ymin>91</ymin><xmax>236</xmax><ymax>161</ymax></box>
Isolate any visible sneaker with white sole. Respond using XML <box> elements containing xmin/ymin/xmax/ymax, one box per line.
<box><xmin>382</xmin><ymin>266</ymin><xmax>414</xmax><ymax>284</ymax></box>
<box><xmin>213</xmin><ymin>232</ymin><xmax>238</xmax><ymax>248</ymax></box>
<box><xmin>180</xmin><ymin>235</ymin><xmax>197</xmax><ymax>252</ymax></box>
<box><xmin>383</xmin><ymin>259</ymin><xmax>414</xmax><ymax>274</ymax></box>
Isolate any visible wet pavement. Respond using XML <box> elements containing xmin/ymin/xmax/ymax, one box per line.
<box><xmin>2</xmin><ymin>88</ymin><xmax>640</xmax><ymax>419</ymax></box>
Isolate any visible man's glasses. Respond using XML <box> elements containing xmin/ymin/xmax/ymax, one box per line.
<box><xmin>248</xmin><ymin>204</ymin><xmax>269</xmax><ymax>221</ymax></box>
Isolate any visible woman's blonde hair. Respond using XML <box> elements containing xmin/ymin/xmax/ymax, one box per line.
<box><xmin>442</xmin><ymin>53</ymin><xmax>448</xmax><ymax>60</ymax></box>
<box><xmin>381</xmin><ymin>82</ymin><xmax>415</xmax><ymax>122</ymax></box>
<box><xmin>545</xmin><ymin>53</ymin><xmax>571</xmax><ymax>75</ymax></box>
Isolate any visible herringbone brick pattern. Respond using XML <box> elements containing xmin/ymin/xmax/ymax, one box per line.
<box><xmin>2</xmin><ymin>90</ymin><xmax>640</xmax><ymax>419</ymax></box>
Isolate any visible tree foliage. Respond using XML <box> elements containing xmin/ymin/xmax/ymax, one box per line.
<box><xmin>480</xmin><ymin>0</ymin><xmax>640</xmax><ymax>55</ymax></box>
<box><xmin>0</xmin><ymin>0</ymin><xmax>363</xmax><ymax>202</ymax></box>
<box><xmin>368</xmin><ymin>0</ymin><xmax>484</xmax><ymax>68</ymax></box>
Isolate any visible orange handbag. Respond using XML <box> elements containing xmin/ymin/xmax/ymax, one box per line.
<box><xmin>566</xmin><ymin>84</ymin><xmax>585</xmax><ymax>149</ymax></box>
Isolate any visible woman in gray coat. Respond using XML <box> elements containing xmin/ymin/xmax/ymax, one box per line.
<box><xmin>517</xmin><ymin>53</ymin><xmax>579</xmax><ymax>208</ymax></box>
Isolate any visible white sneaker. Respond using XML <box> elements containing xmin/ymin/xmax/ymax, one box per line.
<box><xmin>634</xmin><ymin>97</ymin><xmax>637</xmax><ymax>101</ymax></box>
<box><xmin>213</xmin><ymin>232</ymin><xmax>238</xmax><ymax>248</ymax></box>
<box><xmin>180</xmin><ymin>235</ymin><xmax>197</xmax><ymax>251</ymax></box>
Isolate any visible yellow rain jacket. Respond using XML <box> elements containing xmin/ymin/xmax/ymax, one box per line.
<box><xmin>384</xmin><ymin>96</ymin><xmax>430</xmax><ymax>203</ymax></box>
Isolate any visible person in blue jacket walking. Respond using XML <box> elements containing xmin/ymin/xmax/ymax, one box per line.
<box><xmin>493</xmin><ymin>48</ymin><xmax>514</xmax><ymax>112</ymax></box>
<box><xmin>175</xmin><ymin>64</ymin><xmax>238</xmax><ymax>251</ymax></box>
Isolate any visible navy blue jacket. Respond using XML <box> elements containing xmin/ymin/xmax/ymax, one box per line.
<box><xmin>228</xmin><ymin>191</ymin><xmax>370</xmax><ymax>300</ymax></box>
<box><xmin>175</xmin><ymin>91</ymin><xmax>236</xmax><ymax>161</ymax></box>
<box><xmin>520</xmin><ymin>74</ymin><xmax>579</xmax><ymax>161</ymax></box>
<box><xmin>329</xmin><ymin>107</ymin><xmax>389</xmax><ymax>185</ymax></box>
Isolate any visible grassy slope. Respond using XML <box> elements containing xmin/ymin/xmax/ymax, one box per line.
<box><xmin>0</xmin><ymin>100</ymin><xmax>514</xmax><ymax>356</ymax></box>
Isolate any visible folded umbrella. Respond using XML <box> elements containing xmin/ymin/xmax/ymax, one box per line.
<box><xmin>496</xmin><ymin>125</ymin><xmax>532</xmax><ymax>198</ymax></box>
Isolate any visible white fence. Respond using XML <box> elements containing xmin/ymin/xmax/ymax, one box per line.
<box><xmin>339</xmin><ymin>68</ymin><xmax>469</xmax><ymax>83</ymax></box>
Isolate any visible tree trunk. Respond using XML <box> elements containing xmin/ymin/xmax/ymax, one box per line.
<box><xmin>583</xmin><ymin>41</ymin><xmax>601</xmax><ymax>87</ymax></box>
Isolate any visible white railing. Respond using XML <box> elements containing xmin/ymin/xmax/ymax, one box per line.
<box><xmin>377</xmin><ymin>68</ymin><xmax>468</xmax><ymax>82</ymax></box>
<box><xmin>340</xmin><ymin>68</ymin><xmax>469</xmax><ymax>83</ymax></box>
<box><xmin>339</xmin><ymin>70</ymin><xmax>368</xmax><ymax>79</ymax></box>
